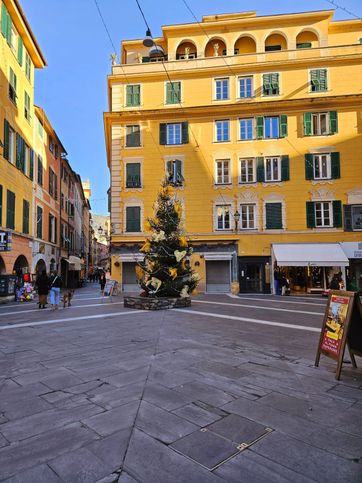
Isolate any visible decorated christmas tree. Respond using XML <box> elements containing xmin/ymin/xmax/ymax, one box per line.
<box><xmin>136</xmin><ymin>180</ymin><xmax>199</xmax><ymax>298</ymax></box>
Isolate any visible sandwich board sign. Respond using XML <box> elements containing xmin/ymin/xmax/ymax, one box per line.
<box><xmin>103</xmin><ymin>280</ymin><xmax>118</xmax><ymax>301</ymax></box>
<box><xmin>315</xmin><ymin>290</ymin><xmax>362</xmax><ymax>380</ymax></box>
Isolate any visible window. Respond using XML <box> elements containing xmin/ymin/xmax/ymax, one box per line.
<box><xmin>126</xmin><ymin>84</ymin><xmax>141</xmax><ymax>106</ymax></box>
<box><xmin>24</xmin><ymin>144</ymin><xmax>30</xmax><ymax>176</ymax></box>
<box><xmin>264</xmin><ymin>117</ymin><xmax>279</xmax><ymax>139</ymax></box>
<box><xmin>240</xmin><ymin>158</ymin><xmax>255</xmax><ymax>183</ymax></box>
<box><xmin>216</xmin><ymin>205</ymin><xmax>231</xmax><ymax>230</ymax></box>
<box><xmin>313</xmin><ymin>154</ymin><xmax>331</xmax><ymax>180</ymax></box>
<box><xmin>264</xmin><ymin>157</ymin><xmax>281</xmax><ymax>182</ymax></box>
<box><xmin>297</xmin><ymin>42</ymin><xmax>312</xmax><ymax>49</ymax></box>
<box><xmin>0</xmin><ymin>185</ymin><xmax>2</xmax><ymax>226</ymax></box>
<box><xmin>9</xmin><ymin>68</ymin><xmax>17</xmax><ymax>104</ymax></box>
<box><xmin>3</xmin><ymin>120</ymin><xmax>15</xmax><ymax>164</ymax></box>
<box><xmin>49</xmin><ymin>136</ymin><xmax>54</xmax><ymax>153</ymax></box>
<box><xmin>37</xmin><ymin>155</ymin><xmax>43</xmax><ymax>186</ymax></box>
<box><xmin>166</xmin><ymin>81</ymin><xmax>181</xmax><ymax>104</ymax></box>
<box><xmin>215</xmin><ymin>78</ymin><xmax>229</xmax><ymax>100</ymax></box>
<box><xmin>17</xmin><ymin>37</ymin><xmax>23</xmax><ymax>65</ymax></box>
<box><xmin>304</xmin><ymin>111</ymin><xmax>338</xmax><ymax>136</ymax></box>
<box><xmin>125</xmin><ymin>125</ymin><xmax>141</xmax><ymax>147</ymax></box>
<box><xmin>61</xmin><ymin>193</ymin><xmax>64</xmax><ymax>210</ymax></box>
<box><xmin>310</xmin><ymin>69</ymin><xmax>327</xmax><ymax>92</ymax></box>
<box><xmin>49</xmin><ymin>168</ymin><xmax>58</xmax><ymax>199</ymax></box>
<box><xmin>38</xmin><ymin>119</ymin><xmax>44</xmax><ymax>139</ymax></box>
<box><xmin>6</xmin><ymin>190</ymin><xmax>15</xmax><ymax>230</ymax></box>
<box><xmin>49</xmin><ymin>214</ymin><xmax>57</xmax><ymax>243</ymax></box>
<box><xmin>262</xmin><ymin>73</ymin><xmax>279</xmax><ymax>96</ymax></box>
<box><xmin>22</xmin><ymin>200</ymin><xmax>29</xmax><ymax>234</ymax></box>
<box><xmin>167</xmin><ymin>159</ymin><xmax>183</xmax><ymax>186</ymax></box>
<box><xmin>265</xmin><ymin>45</ymin><xmax>281</xmax><ymax>51</ymax></box>
<box><xmin>36</xmin><ymin>206</ymin><xmax>43</xmax><ymax>238</ymax></box>
<box><xmin>215</xmin><ymin>160</ymin><xmax>231</xmax><ymax>184</ymax></box>
<box><xmin>265</xmin><ymin>202</ymin><xmax>283</xmax><ymax>229</ymax></box>
<box><xmin>240</xmin><ymin>204</ymin><xmax>256</xmax><ymax>229</ymax></box>
<box><xmin>25</xmin><ymin>52</ymin><xmax>32</xmax><ymax>81</ymax></box>
<box><xmin>24</xmin><ymin>91</ymin><xmax>31</xmax><ymax>121</ymax></box>
<box><xmin>256</xmin><ymin>115</ymin><xmax>287</xmax><ymax>139</ymax></box>
<box><xmin>1</xmin><ymin>3</ymin><xmax>11</xmax><ymax>44</ymax></box>
<box><xmin>239</xmin><ymin>77</ymin><xmax>253</xmax><ymax>98</ymax></box>
<box><xmin>126</xmin><ymin>163</ymin><xmax>141</xmax><ymax>188</ymax></box>
<box><xmin>126</xmin><ymin>206</ymin><xmax>141</xmax><ymax>232</ymax></box>
<box><xmin>315</xmin><ymin>202</ymin><xmax>332</xmax><ymax>227</ymax></box>
<box><xmin>160</xmin><ymin>122</ymin><xmax>188</xmax><ymax>145</ymax></box>
<box><xmin>239</xmin><ymin>118</ymin><xmax>254</xmax><ymax>140</ymax></box>
<box><xmin>215</xmin><ymin>120</ymin><xmax>230</xmax><ymax>142</ymax></box>
<box><xmin>344</xmin><ymin>205</ymin><xmax>362</xmax><ymax>231</ymax></box>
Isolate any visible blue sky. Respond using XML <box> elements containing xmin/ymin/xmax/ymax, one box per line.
<box><xmin>21</xmin><ymin>0</ymin><xmax>361</xmax><ymax>214</ymax></box>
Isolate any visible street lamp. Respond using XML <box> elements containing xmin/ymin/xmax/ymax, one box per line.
<box><xmin>143</xmin><ymin>29</ymin><xmax>154</xmax><ymax>47</ymax></box>
<box><xmin>234</xmin><ymin>210</ymin><xmax>240</xmax><ymax>232</ymax></box>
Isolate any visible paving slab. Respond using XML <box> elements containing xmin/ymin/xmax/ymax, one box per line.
<box><xmin>135</xmin><ymin>400</ymin><xmax>197</xmax><ymax>444</ymax></box>
<box><xmin>2</xmin><ymin>463</ymin><xmax>62</xmax><ymax>483</ymax></box>
<box><xmin>143</xmin><ymin>383</ymin><xmax>194</xmax><ymax>411</ymax></box>
<box><xmin>82</xmin><ymin>401</ymin><xmax>139</xmax><ymax>437</ymax></box>
<box><xmin>48</xmin><ymin>447</ymin><xmax>110</xmax><ymax>483</ymax></box>
<box><xmin>87</xmin><ymin>427</ymin><xmax>132</xmax><ymax>471</ymax></box>
<box><xmin>207</xmin><ymin>413</ymin><xmax>270</xmax><ymax>445</ymax></box>
<box><xmin>172</xmin><ymin>403</ymin><xmax>223</xmax><ymax>427</ymax></box>
<box><xmin>123</xmin><ymin>428</ymin><xmax>225</xmax><ymax>483</ymax></box>
<box><xmin>173</xmin><ymin>381</ymin><xmax>235</xmax><ymax>407</ymax></box>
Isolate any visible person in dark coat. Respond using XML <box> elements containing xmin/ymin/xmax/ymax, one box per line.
<box><xmin>36</xmin><ymin>270</ymin><xmax>50</xmax><ymax>309</ymax></box>
<box><xmin>100</xmin><ymin>272</ymin><xmax>106</xmax><ymax>292</ymax></box>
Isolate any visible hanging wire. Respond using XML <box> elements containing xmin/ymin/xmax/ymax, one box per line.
<box><xmin>93</xmin><ymin>0</ymin><xmax>117</xmax><ymax>54</ymax></box>
<box><xmin>135</xmin><ymin>0</ymin><xmax>152</xmax><ymax>31</ymax></box>
<box><xmin>324</xmin><ymin>0</ymin><xmax>361</xmax><ymax>19</ymax></box>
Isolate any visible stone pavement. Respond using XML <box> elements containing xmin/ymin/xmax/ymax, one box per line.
<box><xmin>0</xmin><ymin>286</ymin><xmax>361</xmax><ymax>482</ymax></box>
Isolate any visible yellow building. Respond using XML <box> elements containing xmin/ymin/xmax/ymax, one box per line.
<box><xmin>0</xmin><ymin>0</ymin><xmax>46</xmax><ymax>278</ymax></box>
<box><xmin>104</xmin><ymin>9</ymin><xmax>362</xmax><ymax>294</ymax></box>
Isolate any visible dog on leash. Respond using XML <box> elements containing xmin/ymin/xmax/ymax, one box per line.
<box><xmin>62</xmin><ymin>290</ymin><xmax>74</xmax><ymax>308</ymax></box>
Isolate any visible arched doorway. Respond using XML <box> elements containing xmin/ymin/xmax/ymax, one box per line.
<box><xmin>265</xmin><ymin>33</ymin><xmax>287</xmax><ymax>52</ymax></box>
<box><xmin>35</xmin><ymin>259</ymin><xmax>46</xmax><ymax>275</ymax></box>
<box><xmin>50</xmin><ymin>258</ymin><xmax>56</xmax><ymax>273</ymax></box>
<box><xmin>204</xmin><ymin>38</ymin><xmax>227</xmax><ymax>57</ymax></box>
<box><xmin>13</xmin><ymin>255</ymin><xmax>29</xmax><ymax>275</ymax></box>
<box><xmin>234</xmin><ymin>36</ymin><xmax>256</xmax><ymax>55</ymax></box>
<box><xmin>0</xmin><ymin>255</ymin><xmax>6</xmax><ymax>274</ymax></box>
<box><xmin>296</xmin><ymin>30</ymin><xmax>319</xmax><ymax>49</ymax></box>
<box><xmin>176</xmin><ymin>40</ymin><xmax>197</xmax><ymax>60</ymax></box>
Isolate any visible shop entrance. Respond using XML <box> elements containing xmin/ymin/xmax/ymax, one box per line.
<box><xmin>122</xmin><ymin>262</ymin><xmax>138</xmax><ymax>292</ymax></box>
<box><xmin>238</xmin><ymin>257</ymin><xmax>270</xmax><ymax>293</ymax></box>
<box><xmin>205</xmin><ymin>260</ymin><xmax>231</xmax><ymax>293</ymax></box>
<box><xmin>0</xmin><ymin>255</ymin><xmax>6</xmax><ymax>274</ymax></box>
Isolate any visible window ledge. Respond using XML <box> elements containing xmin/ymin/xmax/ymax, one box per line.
<box><xmin>236</xmin><ymin>96</ymin><xmax>256</xmax><ymax>101</ymax></box>
<box><xmin>311</xmin><ymin>179</ymin><xmax>335</xmax><ymax>185</ymax></box>
<box><xmin>262</xmin><ymin>181</ymin><xmax>284</xmax><ymax>187</ymax></box>
<box><xmin>124</xmin><ymin>146</ymin><xmax>142</xmax><ymax>149</ymax></box>
<box><xmin>238</xmin><ymin>182</ymin><xmax>257</xmax><ymax>187</ymax></box>
<box><xmin>213</xmin><ymin>141</ymin><xmax>231</xmax><ymax>144</ymax></box>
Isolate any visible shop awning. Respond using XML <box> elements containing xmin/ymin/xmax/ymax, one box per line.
<box><xmin>118</xmin><ymin>253</ymin><xmax>143</xmax><ymax>262</ymax></box>
<box><xmin>68</xmin><ymin>256</ymin><xmax>82</xmax><ymax>271</ymax></box>
<box><xmin>272</xmin><ymin>243</ymin><xmax>349</xmax><ymax>267</ymax></box>
<box><xmin>203</xmin><ymin>252</ymin><xmax>233</xmax><ymax>261</ymax></box>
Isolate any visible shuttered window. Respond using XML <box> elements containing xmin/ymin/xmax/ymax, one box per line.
<box><xmin>125</xmin><ymin>84</ymin><xmax>141</xmax><ymax>106</ymax></box>
<box><xmin>310</xmin><ymin>69</ymin><xmax>327</xmax><ymax>92</ymax></box>
<box><xmin>344</xmin><ymin>205</ymin><xmax>362</xmax><ymax>231</ymax></box>
<box><xmin>255</xmin><ymin>115</ymin><xmax>287</xmax><ymax>139</ymax></box>
<box><xmin>167</xmin><ymin>159</ymin><xmax>183</xmax><ymax>186</ymax></box>
<box><xmin>265</xmin><ymin>203</ymin><xmax>283</xmax><ymax>229</ymax></box>
<box><xmin>166</xmin><ymin>81</ymin><xmax>181</xmax><ymax>104</ymax></box>
<box><xmin>9</xmin><ymin>68</ymin><xmax>17</xmax><ymax>104</ymax></box>
<box><xmin>125</xmin><ymin>125</ymin><xmax>141</xmax><ymax>147</ymax></box>
<box><xmin>305</xmin><ymin>152</ymin><xmax>340</xmax><ymax>180</ymax></box>
<box><xmin>24</xmin><ymin>91</ymin><xmax>31</xmax><ymax>121</ymax></box>
<box><xmin>126</xmin><ymin>206</ymin><xmax>141</xmax><ymax>232</ymax></box>
<box><xmin>126</xmin><ymin>163</ymin><xmax>141</xmax><ymax>188</ymax></box>
<box><xmin>1</xmin><ymin>3</ymin><xmax>11</xmax><ymax>44</ymax></box>
<box><xmin>29</xmin><ymin>148</ymin><xmax>34</xmax><ymax>180</ymax></box>
<box><xmin>3</xmin><ymin>119</ymin><xmax>15</xmax><ymax>162</ymax></box>
<box><xmin>6</xmin><ymin>190</ymin><xmax>15</xmax><ymax>230</ymax></box>
<box><xmin>25</xmin><ymin>52</ymin><xmax>32</xmax><ymax>81</ymax></box>
<box><xmin>17</xmin><ymin>36</ymin><xmax>23</xmax><ymax>65</ymax></box>
<box><xmin>36</xmin><ymin>206</ymin><xmax>43</xmax><ymax>239</ymax></box>
<box><xmin>160</xmin><ymin>122</ymin><xmax>188</xmax><ymax>145</ymax></box>
<box><xmin>22</xmin><ymin>200</ymin><xmax>29</xmax><ymax>234</ymax></box>
<box><xmin>262</xmin><ymin>73</ymin><xmax>279</xmax><ymax>96</ymax></box>
<box><xmin>37</xmin><ymin>155</ymin><xmax>44</xmax><ymax>186</ymax></box>
<box><xmin>306</xmin><ymin>201</ymin><xmax>342</xmax><ymax>228</ymax></box>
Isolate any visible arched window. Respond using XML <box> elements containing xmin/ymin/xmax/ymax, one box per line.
<box><xmin>296</xmin><ymin>30</ymin><xmax>319</xmax><ymax>49</ymax></box>
<box><xmin>176</xmin><ymin>41</ymin><xmax>197</xmax><ymax>60</ymax></box>
<box><xmin>265</xmin><ymin>33</ymin><xmax>287</xmax><ymax>52</ymax></box>
<box><xmin>234</xmin><ymin>36</ymin><xmax>257</xmax><ymax>55</ymax></box>
<box><xmin>204</xmin><ymin>38</ymin><xmax>227</xmax><ymax>57</ymax></box>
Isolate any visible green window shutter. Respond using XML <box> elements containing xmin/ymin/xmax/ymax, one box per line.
<box><xmin>6</xmin><ymin>9</ymin><xmax>11</xmax><ymax>44</ymax></box>
<box><xmin>256</xmin><ymin>157</ymin><xmax>264</xmax><ymax>182</ymax></box>
<box><xmin>332</xmin><ymin>200</ymin><xmax>342</xmax><ymax>228</ymax></box>
<box><xmin>266</xmin><ymin>203</ymin><xmax>282</xmax><ymax>229</ymax></box>
<box><xmin>181</xmin><ymin>121</ymin><xmax>188</xmax><ymax>143</ymax></box>
<box><xmin>133</xmin><ymin>85</ymin><xmax>140</xmax><ymax>105</ymax></box>
<box><xmin>1</xmin><ymin>4</ymin><xmax>7</xmax><ymax>38</ymax></box>
<box><xmin>343</xmin><ymin>205</ymin><xmax>352</xmax><ymax>231</ymax></box>
<box><xmin>126</xmin><ymin>163</ymin><xmax>141</xmax><ymax>187</ymax></box>
<box><xmin>6</xmin><ymin>190</ymin><xmax>15</xmax><ymax>230</ymax></box>
<box><xmin>37</xmin><ymin>206</ymin><xmax>43</xmax><ymax>239</ymax></box>
<box><xmin>305</xmin><ymin>154</ymin><xmax>314</xmax><ymax>180</ymax></box>
<box><xmin>281</xmin><ymin>155</ymin><xmax>290</xmax><ymax>181</ymax></box>
<box><xmin>262</xmin><ymin>73</ymin><xmax>271</xmax><ymax>93</ymax></box>
<box><xmin>48</xmin><ymin>214</ymin><xmax>52</xmax><ymax>242</ymax></box>
<box><xmin>166</xmin><ymin>160</ymin><xmax>172</xmax><ymax>176</ymax></box>
<box><xmin>159</xmin><ymin>123</ymin><xmax>167</xmax><ymax>145</ymax></box>
<box><xmin>23</xmin><ymin>200</ymin><xmax>29</xmax><ymax>234</ymax></box>
<box><xmin>0</xmin><ymin>184</ymin><xmax>2</xmax><ymax>226</ymax></box>
<box><xmin>126</xmin><ymin>206</ymin><xmax>141</xmax><ymax>232</ymax></box>
<box><xmin>280</xmin><ymin>115</ymin><xmax>288</xmax><ymax>137</ymax></box>
<box><xmin>303</xmin><ymin>112</ymin><xmax>312</xmax><ymax>136</ymax></box>
<box><xmin>17</xmin><ymin>37</ymin><xmax>23</xmax><ymax>65</ymax></box>
<box><xmin>16</xmin><ymin>133</ymin><xmax>22</xmax><ymax>169</ymax></box>
<box><xmin>166</xmin><ymin>83</ymin><xmax>172</xmax><ymax>104</ymax></box>
<box><xmin>331</xmin><ymin>152</ymin><xmax>340</xmax><ymax>179</ymax></box>
<box><xmin>20</xmin><ymin>138</ymin><xmax>25</xmax><ymax>173</ymax></box>
<box><xmin>173</xmin><ymin>82</ymin><xmax>181</xmax><ymax>103</ymax></box>
<box><xmin>329</xmin><ymin>111</ymin><xmax>338</xmax><ymax>134</ymax></box>
<box><xmin>306</xmin><ymin>202</ymin><xmax>316</xmax><ymax>228</ymax></box>
<box><xmin>271</xmin><ymin>73</ymin><xmax>279</xmax><ymax>90</ymax></box>
<box><xmin>29</xmin><ymin>148</ymin><xmax>34</xmax><ymax>180</ymax></box>
<box><xmin>319</xmin><ymin>69</ymin><xmax>327</xmax><ymax>90</ymax></box>
<box><xmin>175</xmin><ymin>159</ymin><xmax>182</xmax><ymax>177</ymax></box>
<box><xmin>126</xmin><ymin>85</ymin><xmax>132</xmax><ymax>106</ymax></box>
<box><xmin>3</xmin><ymin>119</ymin><xmax>9</xmax><ymax>160</ymax></box>
<box><xmin>256</xmin><ymin>117</ymin><xmax>264</xmax><ymax>139</ymax></box>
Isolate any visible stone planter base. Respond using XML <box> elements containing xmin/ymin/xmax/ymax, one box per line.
<box><xmin>124</xmin><ymin>296</ymin><xmax>191</xmax><ymax>310</ymax></box>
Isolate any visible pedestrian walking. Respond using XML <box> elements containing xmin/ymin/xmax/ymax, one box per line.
<box><xmin>36</xmin><ymin>270</ymin><xmax>50</xmax><ymax>309</ymax></box>
<box><xmin>281</xmin><ymin>272</ymin><xmax>290</xmax><ymax>296</ymax></box>
<box><xmin>100</xmin><ymin>272</ymin><xmax>106</xmax><ymax>293</ymax></box>
<box><xmin>49</xmin><ymin>272</ymin><xmax>62</xmax><ymax>310</ymax></box>
<box><xmin>274</xmin><ymin>268</ymin><xmax>282</xmax><ymax>295</ymax></box>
